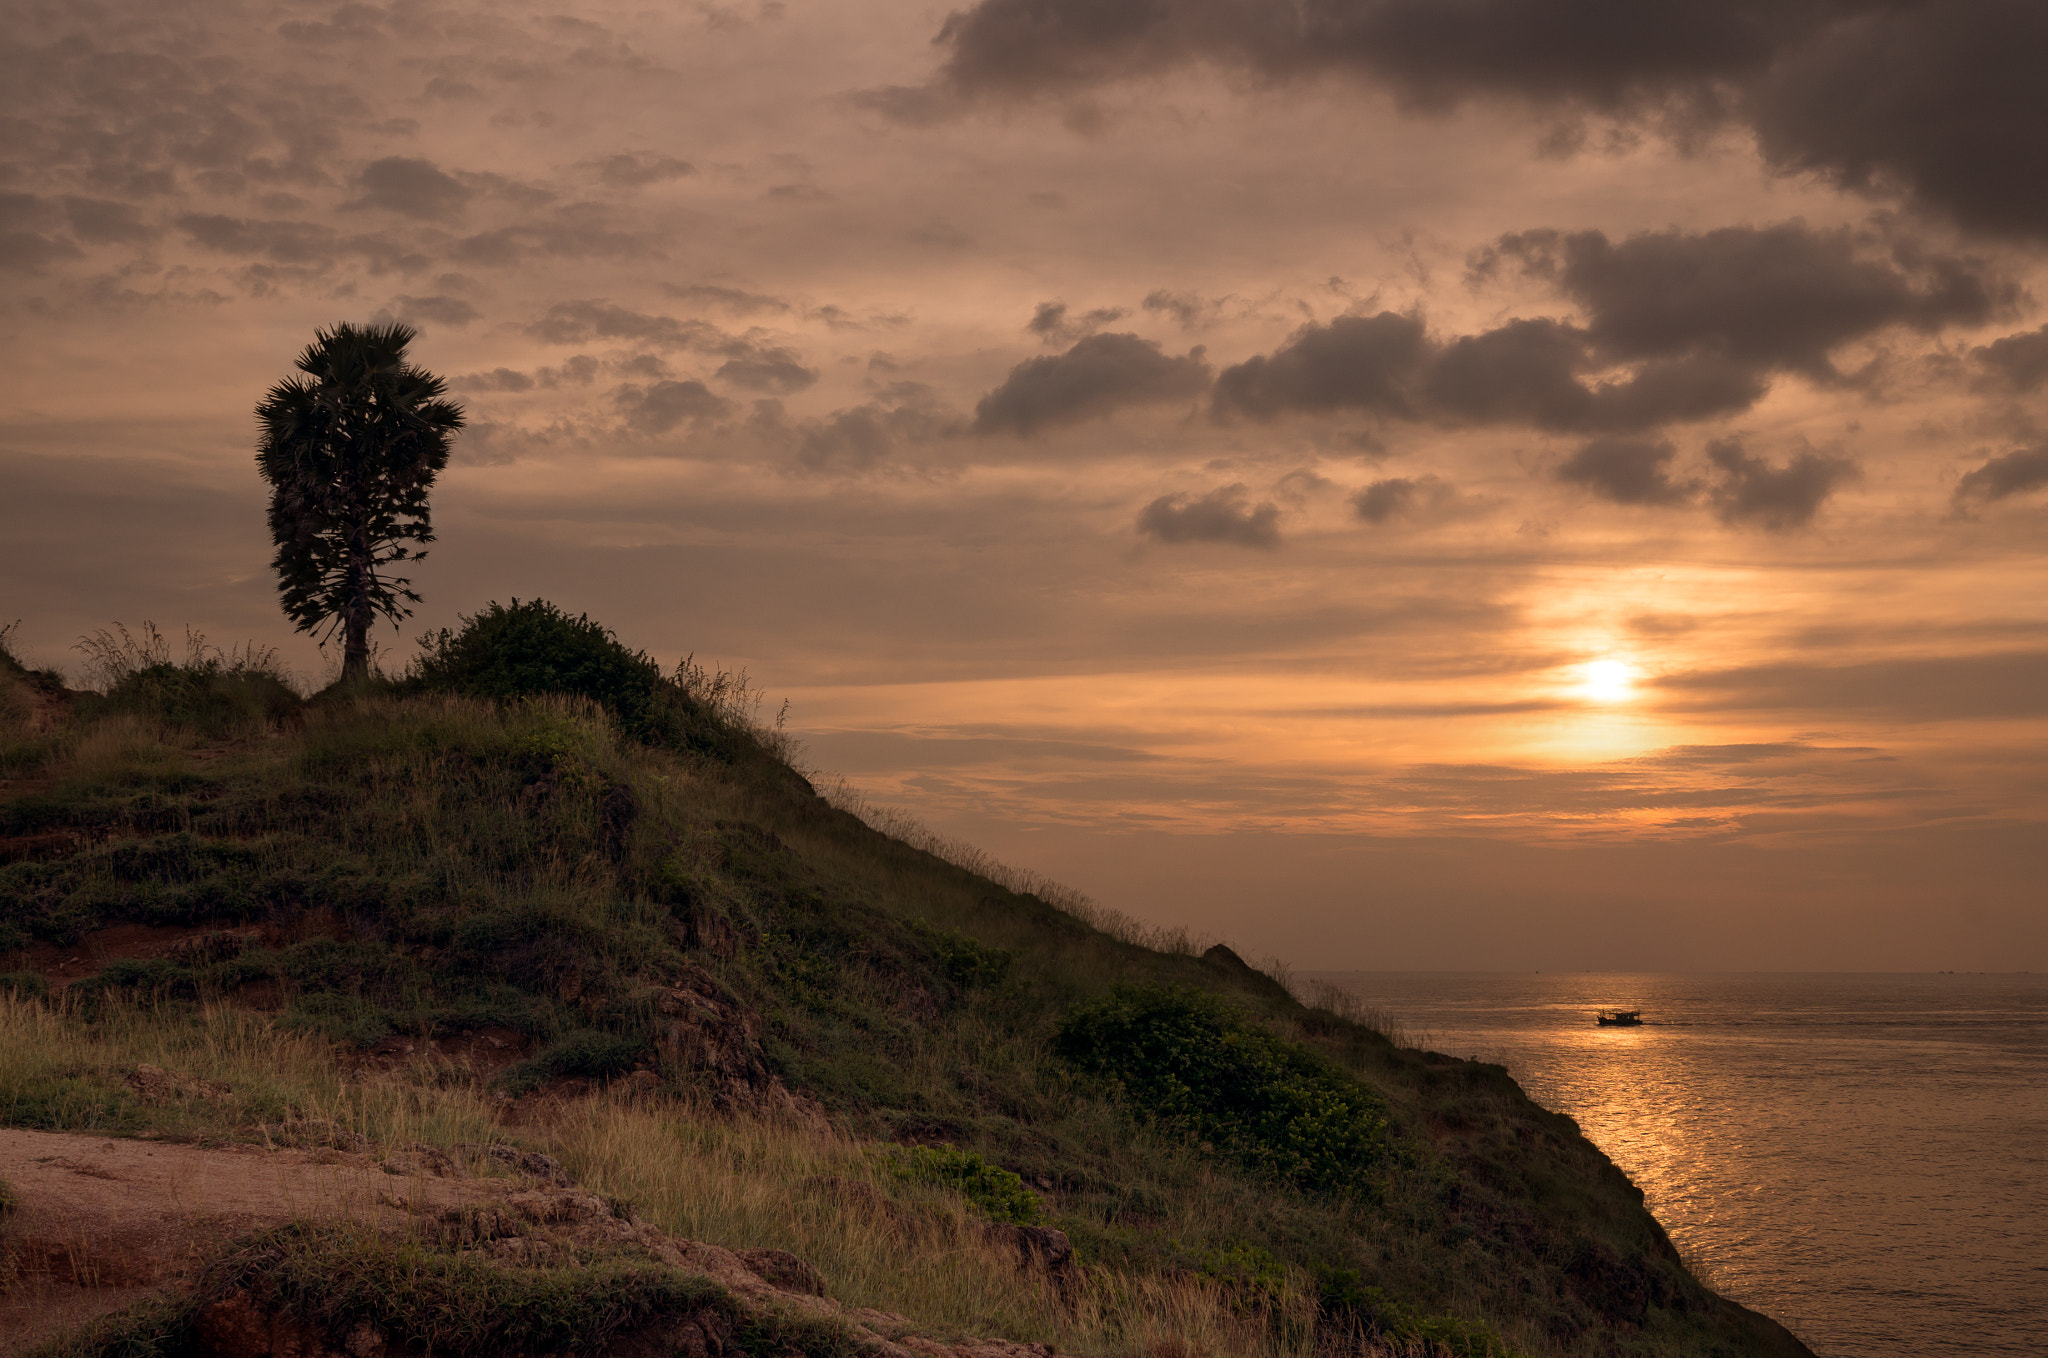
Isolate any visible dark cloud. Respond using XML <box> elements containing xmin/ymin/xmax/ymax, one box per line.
<box><xmin>455</xmin><ymin>368</ymin><xmax>537</xmax><ymax>393</ymax></box>
<box><xmin>1972</xmin><ymin>326</ymin><xmax>2048</xmax><ymax>393</ymax></box>
<box><xmin>1745</xmin><ymin>3</ymin><xmax>2048</xmax><ymax>241</ymax></box>
<box><xmin>591</xmin><ymin>153</ymin><xmax>697</xmax><ymax>187</ymax></box>
<box><xmin>1352</xmin><ymin>475</ymin><xmax>1454</xmax><ymax>524</ymax></box>
<box><xmin>63</xmin><ymin>197</ymin><xmax>156</xmax><ymax>245</ymax></box>
<box><xmin>175</xmin><ymin>214</ymin><xmax>342</xmax><ymax>265</ymax></box>
<box><xmin>1213</xmin><ymin>311</ymin><xmax>1428</xmax><ymax>419</ymax></box>
<box><xmin>664</xmin><ymin>284</ymin><xmax>791</xmax><ymax>315</ymax></box>
<box><xmin>1705</xmin><ymin>438</ymin><xmax>1858</xmax><ymax>530</ymax></box>
<box><xmin>1221</xmin><ymin>223</ymin><xmax>1994</xmax><ymax>438</ymax></box>
<box><xmin>1027</xmin><ymin>300</ymin><xmax>1130</xmax><ymax>344</ymax></box>
<box><xmin>1657</xmin><ymin>649</ymin><xmax>2048</xmax><ymax>721</ymax></box>
<box><xmin>616</xmin><ymin>380</ymin><xmax>731</xmax><ymax>435</ymax></box>
<box><xmin>387</xmin><ymin>294</ymin><xmax>481</xmax><ymax>328</ymax></box>
<box><xmin>1953</xmin><ymin>444</ymin><xmax>2048</xmax><ymax>507</ymax></box>
<box><xmin>350</xmin><ymin>157</ymin><xmax>472</xmax><ymax>221</ymax></box>
<box><xmin>897</xmin><ymin>2</ymin><xmax>2048</xmax><ymax>240</ymax></box>
<box><xmin>1422</xmin><ymin>317</ymin><xmax>1595</xmax><ymax>429</ymax></box>
<box><xmin>1492</xmin><ymin>223</ymin><xmax>2007</xmax><ymax>378</ymax></box>
<box><xmin>716</xmin><ymin>348</ymin><xmax>819</xmax><ymax>393</ymax></box>
<box><xmin>526</xmin><ymin>301</ymin><xmax>727</xmax><ymax>351</ymax></box>
<box><xmin>1137</xmin><ymin>483</ymin><xmax>1282</xmax><ymax>548</ymax></box>
<box><xmin>1142</xmin><ymin>289</ymin><xmax>1227</xmax><ymax>329</ymax></box>
<box><xmin>973</xmin><ymin>332</ymin><xmax>1210</xmax><ymax>435</ymax></box>
<box><xmin>0</xmin><ymin>192</ymin><xmax>80</xmax><ymax>270</ymax></box>
<box><xmin>793</xmin><ymin>394</ymin><xmax>956</xmax><ymax>474</ymax></box>
<box><xmin>1557</xmin><ymin>437</ymin><xmax>1691</xmax><ymax>507</ymax></box>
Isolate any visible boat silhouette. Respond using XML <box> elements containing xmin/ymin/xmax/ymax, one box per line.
<box><xmin>1596</xmin><ymin>1009</ymin><xmax>1644</xmax><ymax>1027</ymax></box>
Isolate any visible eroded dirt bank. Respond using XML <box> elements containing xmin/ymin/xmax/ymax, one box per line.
<box><xmin>0</xmin><ymin>1128</ymin><xmax>1071</xmax><ymax>1357</ymax></box>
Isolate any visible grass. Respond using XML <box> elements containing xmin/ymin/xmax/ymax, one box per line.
<box><xmin>0</xmin><ymin>608</ymin><xmax>1819</xmax><ymax>1358</ymax></box>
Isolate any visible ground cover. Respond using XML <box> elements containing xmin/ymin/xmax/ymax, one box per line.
<box><xmin>0</xmin><ymin>617</ymin><xmax>1814</xmax><ymax>1357</ymax></box>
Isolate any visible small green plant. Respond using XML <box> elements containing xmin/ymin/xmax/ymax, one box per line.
<box><xmin>889</xmin><ymin>1145</ymin><xmax>1042</xmax><ymax>1224</ymax></box>
<box><xmin>497</xmin><ymin>1030</ymin><xmax>649</xmax><ymax>1096</ymax></box>
<box><xmin>1054</xmin><ymin>986</ymin><xmax>1393</xmax><ymax>1198</ymax></box>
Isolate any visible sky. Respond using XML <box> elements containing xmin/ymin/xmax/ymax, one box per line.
<box><xmin>3</xmin><ymin>0</ymin><xmax>2045</xmax><ymax>971</ymax></box>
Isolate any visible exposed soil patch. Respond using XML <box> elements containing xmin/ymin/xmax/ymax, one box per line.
<box><xmin>349</xmin><ymin>1026</ymin><xmax>535</xmax><ymax>1077</ymax></box>
<box><xmin>22</xmin><ymin>922</ymin><xmax>269</xmax><ymax>989</ymax></box>
<box><xmin>0</xmin><ymin>1128</ymin><xmax>1083</xmax><ymax>1358</ymax></box>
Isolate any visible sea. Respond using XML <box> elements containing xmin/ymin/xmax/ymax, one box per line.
<box><xmin>1308</xmin><ymin>972</ymin><xmax>2048</xmax><ymax>1358</ymax></box>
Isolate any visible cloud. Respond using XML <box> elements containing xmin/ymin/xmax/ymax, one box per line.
<box><xmin>351</xmin><ymin>157</ymin><xmax>472</xmax><ymax>221</ymax></box>
<box><xmin>1137</xmin><ymin>483</ymin><xmax>1281</xmax><ymax>548</ymax></box>
<box><xmin>792</xmin><ymin>393</ymin><xmax>956</xmax><ymax>474</ymax></box>
<box><xmin>1705</xmin><ymin>438</ymin><xmax>1858</xmax><ymax>530</ymax></box>
<box><xmin>1352</xmin><ymin>475</ymin><xmax>1456</xmax><ymax>524</ymax></box>
<box><xmin>1557</xmin><ymin>437</ymin><xmax>1692</xmax><ymax>507</ymax></box>
<box><xmin>616</xmin><ymin>380</ymin><xmax>731</xmax><ymax>434</ymax></box>
<box><xmin>894</xmin><ymin>2</ymin><xmax>2048</xmax><ymax>240</ymax></box>
<box><xmin>63</xmin><ymin>197</ymin><xmax>156</xmax><ymax>245</ymax></box>
<box><xmin>455</xmin><ymin>368</ymin><xmax>536</xmax><ymax>393</ymax></box>
<box><xmin>1658</xmin><ymin>649</ymin><xmax>2048</xmax><ymax>721</ymax></box>
<box><xmin>1027</xmin><ymin>300</ymin><xmax>1130</xmax><ymax>344</ymax></box>
<box><xmin>1953</xmin><ymin>444</ymin><xmax>2048</xmax><ymax>507</ymax></box>
<box><xmin>716</xmin><ymin>347</ymin><xmax>819</xmax><ymax>393</ymax></box>
<box><xmin>1491</xmin><ymin>223</ymin><xmax>2007</xmax><ymax>377</ymax></box>
<box><xmin>973</xmin><ymin>332</ymin><xmax>1210</xmax><ymax>434</ymax></box>
<box><xmin>1973</xmin><ymin>325</ymin><xmax>2048</xmax><ymax>392</ymax></box>
<box><xmin>0</xmin><ymin>193</ymin><xmax>80</xmax><ymax>270</ymax></box>
<box><xmin>1142</xmin><ymin>289</ymin><xmax>1227</xmax><ymax>329</ymax></box>
<box><xmin>664</xmin><ymin>284</ymin><xmax>791</xmax><ymax>315</ymax></box>
<box><xmin>526</xmin><ymin>301</ymin><xmax>728</xmax><ymax>351</ymax></box>
<box><xmin>1212</xmin><ymin>311</ymin><xmax>1428</xmax><ymax>419</ymax></box>
<box><xmin>385</xmin><ymin>294</ymin><xmax>481</xmax><ymax>327</ymax></box>
<box><xmin>1218</xmin><ymin>222</ymin><xmax>1996</xmax><ymax>438</ymax></box>
<box><xmin>590</xmin><ymin>153</ymin><xmax>697</xmax><ymax>187</ymax></box>
<box><xmin>1745</xmin><ymin>3</ymin><xmax>2048</xmax><ymax>240</ymax></box>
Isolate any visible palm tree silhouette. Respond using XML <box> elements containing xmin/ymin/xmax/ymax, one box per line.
<box><xmin>256</xmin><ymin>323</ymin><xmax>464</xmax><ymax>683</ymax></box>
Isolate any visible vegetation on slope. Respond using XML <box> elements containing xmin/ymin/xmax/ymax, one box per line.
<box><xmin>0</xmin><ymin>612</ymin><xmax>1814</xmax><ymax>1358</ymax></box>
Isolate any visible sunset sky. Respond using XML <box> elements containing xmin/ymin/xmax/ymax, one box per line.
<box><xmin>4</xmin><ymin>0</ymin><xmax>2044</xmax><ymax>970</ymax></box>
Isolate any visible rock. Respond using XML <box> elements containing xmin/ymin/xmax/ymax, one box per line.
<box><xmin>737</xmin><ymin>1246</ymin><xmax>826</xmax><ymax>1296</ymax></box>
<box><xmin>125</xmin><ymin>1064</ymin><xmax>232</xmax><ymax>1105</ymax></box>
<box><xmin>454</xmin><ymin>1143</ymin><xmax>573</xmax><ymax>1186</ymax></box>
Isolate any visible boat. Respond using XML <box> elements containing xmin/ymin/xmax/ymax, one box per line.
<box><xmin>1596</xmin><ymin>1010</ymin><xmax>1644</xmax><ymax>1027</ymax></box>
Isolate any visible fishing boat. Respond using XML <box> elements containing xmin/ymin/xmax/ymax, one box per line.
<box><xmin>1596</xmin><ymin>1009</ymin><xmax>1644</xmax><ymax>1027</ymax></box>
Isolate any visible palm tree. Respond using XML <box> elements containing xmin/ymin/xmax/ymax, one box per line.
<box><xmin>255</xmin><ymin>322</ymin><xmax>464</xmax><ymax>683</ymax></box>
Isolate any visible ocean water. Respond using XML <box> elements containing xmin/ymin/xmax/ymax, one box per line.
<box><xmin>1309</xmin><ymin>972</ymin><xmax>2048</xmax><ymax>1358</ymax></box>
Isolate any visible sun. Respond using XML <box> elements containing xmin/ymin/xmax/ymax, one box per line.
<box><xmin>1580</xmin><ymin>658</ymin><xmax>1638</xmax><ymax>703</ymax></box>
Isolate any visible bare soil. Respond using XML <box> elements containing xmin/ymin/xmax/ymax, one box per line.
<box><xmin>0</xmin><ymin>1128</ymin><xmax>1078</xmax><ymax>1357</ymax></box>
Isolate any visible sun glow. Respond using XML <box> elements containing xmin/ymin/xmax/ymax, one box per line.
<box><xmin>1580</xmin><ymin>658</ymin><xmax>1639</xmax><ymax>704</ymax></box>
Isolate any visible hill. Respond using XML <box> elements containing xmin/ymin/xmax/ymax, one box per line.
<box><xmin>0</xmin><ymin>610</ymin><xmax>1815</xmax><ymax>1358</ymax></box>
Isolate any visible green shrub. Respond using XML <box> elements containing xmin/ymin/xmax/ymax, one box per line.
<box><xmin>1054</xmin><ymin>986</ymin><xmax>1393</xmax><ymax>1198</ymax></box>
<box><xmin>1316</xmin><ymin>1270</ymin><xmax>1520</xmax><ymax>1358</ymax></box>
<box><xmin>410</xmin><ymin>600</ymin><xmax>664</xmax><ymax>720</ymax></box>
<box><xmin>497</xmin><ymin>1030</ymin><xmax>648</xmax><ymax>1095</ymax></box>
<box><xmin>889</xmin><ymin>1145</ymin><xmax>1042</xmax><ymax>1224</ymax></box>
<box><xmin>0</xmin><ymin>971</ymin><xmax>47</xmax><ymax>1000</ymax></box>
<box><xmin>405</xmin><ymin>600</ymin><xmax>769</xmax><ymax>763</ymax></box>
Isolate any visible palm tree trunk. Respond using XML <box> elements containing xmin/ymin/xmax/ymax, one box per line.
<box><xmin>342</xmin><ymin>516</ymin><xmax>372</xmax><ymax>683</ymax></box>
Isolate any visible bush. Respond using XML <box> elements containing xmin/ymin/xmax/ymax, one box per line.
<box><xmin>1054</xmin><ymin>986</ymin><xmax>1393</xmax><ymax>1198</ymax></box>
<box><xmin>407</xmin><ymin>600</ymin><xmax>745</xmax><ymax>759</ymax></box>
<box><xmin>497</xmin><ymin>1029</ymin><xmax>648</xmax><ymax>1095</ymax></box>
<box><xmin>888</xmin><ymin>1145</ymin><xmax>1042</xmax><ymax>1224</ymax></box>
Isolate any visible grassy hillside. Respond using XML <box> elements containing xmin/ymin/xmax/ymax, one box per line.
<box><xmin>0</xmin><ymin>612</ymin><xmax>1813</xmax><ymax>1358</ymax></box>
